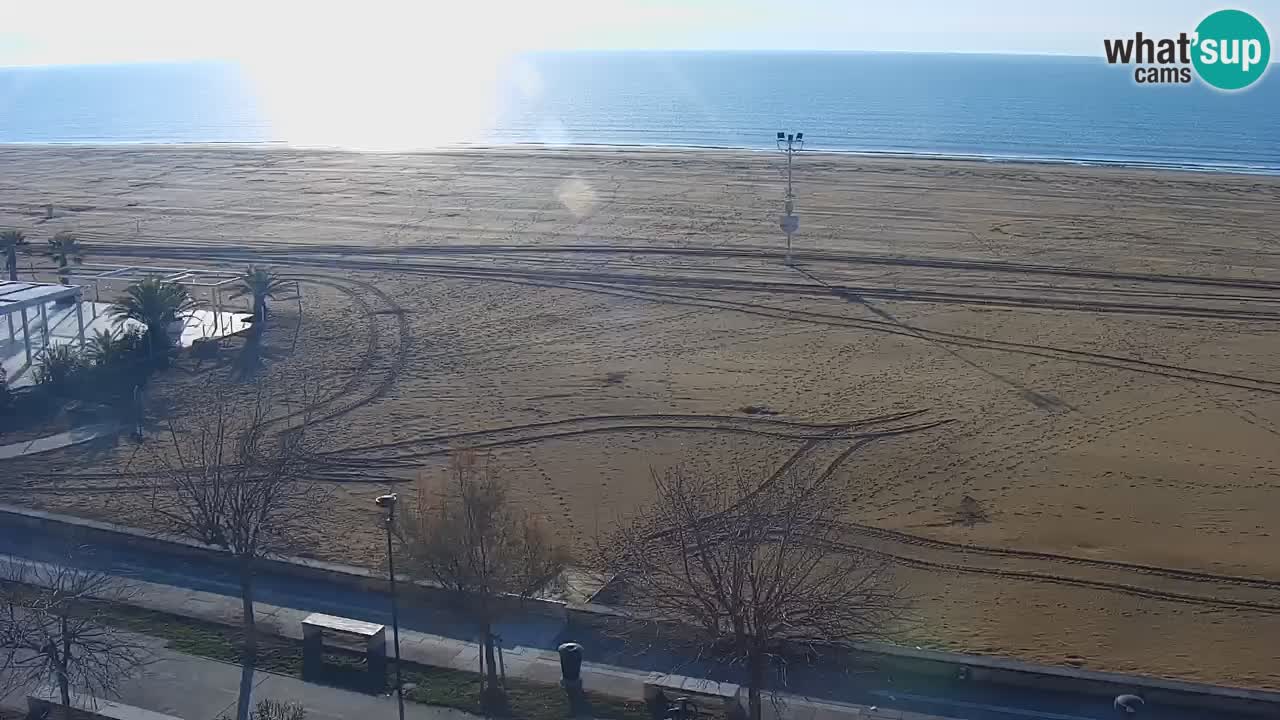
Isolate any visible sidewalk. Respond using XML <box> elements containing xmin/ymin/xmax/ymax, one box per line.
<box><xmin>122</xmin><ymin>647</ymin><xmax>481</xmax><ymax>720</ymax></box>
<box><xmin>4</xmin><ymin>640</ymin><xmax>482</xmax><ymax>720</ymax></box>
<box><xmin>1</xmin><ymin>558</ymin><xmax>950</xmax><ymax>720</ymax></box>
<box><xmin>0</xmin><ymin>422</ymin><xmax>116</xmax><ymax>459</ymax></box>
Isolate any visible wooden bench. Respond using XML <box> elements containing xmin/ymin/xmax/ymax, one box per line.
<box><xmin>643</xmin><ymin>673</ymin><xmax>744</xmax><ymax>718</ymax></box>
<box><xmin>301</xmin><ymin>612</ymin><xmax>387</xmax><ymax>688</ymax></box>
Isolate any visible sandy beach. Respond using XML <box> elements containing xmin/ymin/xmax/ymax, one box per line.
<box><xmin>2</xmin><ymin>144</ymin><xmax>1280</xmax><ymax>688</ymax></box>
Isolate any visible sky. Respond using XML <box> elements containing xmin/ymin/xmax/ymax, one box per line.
<box><xmin>2</xmin><ymin>0</ymin><xmax>1277</xmax><ymax>68</ymax></box>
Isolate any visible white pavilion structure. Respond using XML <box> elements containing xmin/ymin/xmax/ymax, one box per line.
<box><xmin>2</xmin><ymin>265</ymin><xmax>281</xmax><ymax>389</ymax></box>
<box><xmin>1</xmin><ymin>281</ymin><xmax>88</xmax><ymax>369</ymax></box>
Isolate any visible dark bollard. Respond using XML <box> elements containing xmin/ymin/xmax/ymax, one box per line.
<box><xmin>559</xmin><ymin>642</ymin><xmax>585</xmax><ymax>714</ymax></box>
<box><xmin>559</xmin><ymin>642</ymin><xmax>583</xmax><ymax>687</ymax></box>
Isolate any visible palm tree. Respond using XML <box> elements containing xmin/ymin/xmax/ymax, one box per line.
<box><xmin>109</xmin><ymin>278</ymin><xmax>196</xmax><ymax>362</ymax></box>
<box><xmin>231</xmin><ymin>266</ymin><xmax>289</xmax><ymax>323</ymax></box>
<box><xmin>47</xmin><ymin>231</ymin><xmax>84</xmax><ymax>285</ymax></box>
<box><xmin>85</xmin><ymin>329</ymin><xmax>131</xmax><ymax>368</ymax></box>
<box><xmin>1</xmin><ymin>229</ymin><xmax>27</xmax><ymax>282</ymax></box>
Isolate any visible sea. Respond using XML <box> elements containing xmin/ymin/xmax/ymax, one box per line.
<box><xmin>1</xmin><ymin>52</ymin><xmax>1278</xmax><ymax>173</ymax></box>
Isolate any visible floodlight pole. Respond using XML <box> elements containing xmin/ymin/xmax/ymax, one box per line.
<box><xmin>786</xmin><ymin>138</ymin><xmax>794</xmax><ymax>200</ymax></box>
<box><xmin>776</xmin><ymin>131</ymin><xmax>804</xmax><ymax>266</ymax></box>
<box><xmin>786</xmin><ymin>143</ymin><xmax>793</xmax><ymax>265</ymax></box>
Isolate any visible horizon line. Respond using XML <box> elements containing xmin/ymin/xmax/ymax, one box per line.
<box><xmin>1</xmin><ymin>48</ymin><xmax>1102</xmax><ymax>70</ymax></box>
<box><xmin>6</xmin><ymin>48</ymin><xmax>1277</xmax><ymax>71</ymax></box>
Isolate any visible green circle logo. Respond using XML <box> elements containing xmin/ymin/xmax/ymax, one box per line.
<box><xmin>1192</xmin><ymin>9</ymin><xmax>1271</xmax><ymax>90</ymax></box>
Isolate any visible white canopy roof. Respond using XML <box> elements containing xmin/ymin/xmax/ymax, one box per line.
<box><xmin>0</xmin><ymin>281</ymin><xmax>82</xmax><ymax>316</ymax></box>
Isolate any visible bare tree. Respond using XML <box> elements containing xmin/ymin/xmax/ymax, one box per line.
<box><xmin>0</xmin><ymin>556</ymin><xmax>148</xmax><ymax>707</ymax></box>
<box><xmin>397</xmin><ymin>452</ymin><xmax>570</xmax><ymax>707</ymax></box>
<box><xmin>145</xmin><ymin>383</ymin><xmax>322</xmax><ymax>720</ymax></box>
<box><xmin>598</xmin><ymin>462</ymin><xmax>908</xmax><ymax>720</ymax></box>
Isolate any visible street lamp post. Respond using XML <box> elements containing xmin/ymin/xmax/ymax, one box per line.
<box><xmin>375</xmin><ymin>493</ymin><xmax>406</xmax><ymax>720</ymax></box>
<box><xmin>775</xmin><ymin>131</ymin><xmax>804</xmax><ymax>266</ymax></box>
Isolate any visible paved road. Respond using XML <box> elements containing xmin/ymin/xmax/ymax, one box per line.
<box><xmin>0</xmin><ymin>522</ymin><xmax>1258</xmax><ymax>720</ymax></box>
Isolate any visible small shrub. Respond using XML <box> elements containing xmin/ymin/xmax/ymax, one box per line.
<box><xmin>77</xmin><ymin>327</ymin><xmax>154</xmax><ymax>404</ymax></box>
<box><xmin>85</xmin><ymin>328</ymin><xmax>133</xmax><ymax>368</ymax></box>
<box><xmin>33</xmin><ymin>343</ymin><xmax>85</xmax><ymax>393</ymax></box>
<box><xmin>253</xmin><ymin>700</ymin><xmax>306</xmax><ymax>720</ymax></box>
<box><xmin>119</xmin><ymin>326</ymin><xmax>148</xmax><ymax>354</ymax></box>
<box><xmin>0</xmin><ymin>367</ymin><xmax>10</xmax><ymax>410</ymax></box>
<box><xmin>191</xmin><ymin>337</ymin><xmax>221</xmax><ymax>360</ymax></box>
<box><xmin>118</xmin><ymin>327</ymin><xmax>152</xmax><ymax>369</ymax></box>
<box><xmin>954</xmin><ymin>494</ymin><xmax>990</xmax><ymax>526</ymax></box>
<box><xmin>219</xmin><ymin>700</ymin><xmax>306</xmax><ymax>720</ymax></box>
<box><xmin>85</xmin><ymin>326</ymin><xmax>147</xmax><ymax>366</ymax></box>
<box><xmin>113</xmin><ymin>325</ymin><xmax>173</xmax><ymax>372</ymax></box>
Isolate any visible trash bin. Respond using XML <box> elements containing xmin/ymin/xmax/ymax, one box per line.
<box><xmin>558</xmin><ymin>642</ymin><xmax>584</xmax><ymax>687</ymax></box>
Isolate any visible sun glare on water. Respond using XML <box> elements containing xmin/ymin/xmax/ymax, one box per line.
<box><xmin>242</xmin><ymin>48</ymin><xmax>508</xmax><ymax>150</ymax></box>
<box><xmin>228</xmin><ymin>2</ymin><xmax>603</xmax><ymax>150</ymax></box>
<box><xmin>226</xmin><ymin>0</ymin><xmax>690</xmax><ymax>150</ymax></box>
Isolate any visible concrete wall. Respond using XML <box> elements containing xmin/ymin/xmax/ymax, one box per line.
<box><xmin>841</xmin><ymin>643</ymin><xmax>1280</xmax><ymax>717</ymax></box>
<box><xmin>0</xmin><ymin>503</ymin><xmax>568</xmax><ymax>621</ymax></box>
